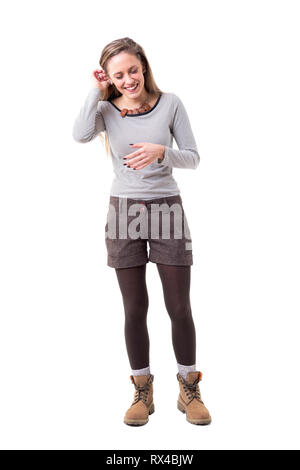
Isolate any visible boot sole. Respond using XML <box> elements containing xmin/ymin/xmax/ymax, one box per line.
<box><xmin>177</xmin><ymin>400</ymin><xmax>211</xmax><ymax>425</ymax></box>
<box><xmin>124</xmin><ymin>402</ymin><xmax>155</xmax><ymax>426</ymax></box>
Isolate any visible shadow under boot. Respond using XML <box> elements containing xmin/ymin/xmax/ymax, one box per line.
<box><xmin>124</xmin><ymin>374</ymin><xmax>155</xmax><ymax>426</ymax></box>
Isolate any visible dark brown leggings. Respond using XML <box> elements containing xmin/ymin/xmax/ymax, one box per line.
<box><xmin>115</xmin><ymin>263</ymin><xmax>196</xmax><ymax>369</ymax></box>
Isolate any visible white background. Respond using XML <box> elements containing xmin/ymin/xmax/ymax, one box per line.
<box><xmin>0</xmin><ymin>0</ymin><xmax>299</xmax><ymax>450</ymax></box>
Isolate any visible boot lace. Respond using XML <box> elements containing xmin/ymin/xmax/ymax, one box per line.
<box><xmin>180</xmin><ymin>376</ymin><xmax>204</xmax><ymax>403</ymax></box>
<box><xmin>132</xmin><ymin>384</ymin><xmax>150</xmax><ymax>405</ymax></box>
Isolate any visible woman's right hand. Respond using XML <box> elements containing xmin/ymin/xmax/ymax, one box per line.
<box><xmin>91</xmin><ymin>68</ymin><xmax>112</xmax><ymax>92</ymax></box>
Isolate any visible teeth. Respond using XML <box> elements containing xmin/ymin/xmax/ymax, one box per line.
<box><xmin>126</xmin><ymin>84</ymin><xmax>138</xmax><ymax>90</ymax></box>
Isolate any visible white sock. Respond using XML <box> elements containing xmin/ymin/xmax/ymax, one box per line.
<box><xmin>131</xmin><ymin>365</ymin><xmax>151</xmax><ymax>377</ymax></box>
<box><xmin>177</xmin><ymin>362</ymin><xmax>196</xmax><ymax>380</ymax></box>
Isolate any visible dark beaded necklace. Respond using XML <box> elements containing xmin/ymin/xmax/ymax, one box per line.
<box><xmin>120</xmin><ymin>101</ymin><xmax>152</xmax><ymax>118</ymax></box>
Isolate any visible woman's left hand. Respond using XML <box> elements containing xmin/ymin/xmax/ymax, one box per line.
<box><xmin>123</xmin><ymin>143</ymin><xmax>165</xmax><ymax>170</ymax></box>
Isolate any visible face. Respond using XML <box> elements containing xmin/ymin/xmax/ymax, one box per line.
<box><xmin>106</xmin><ymin>52</ymin><xmax>145</xmax><ymax>98</ymax></box>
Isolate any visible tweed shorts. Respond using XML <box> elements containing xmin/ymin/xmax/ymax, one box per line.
<box><xmin>104</xmin><ymin>194</ymin><xmax>193</xmax><ymax>268</ymax></box>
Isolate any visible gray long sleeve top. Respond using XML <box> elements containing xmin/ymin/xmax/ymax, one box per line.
<box><xmin>72</xmin><ymin>88</ymin><xmax>200</xmax><ymax>199</ymax></box>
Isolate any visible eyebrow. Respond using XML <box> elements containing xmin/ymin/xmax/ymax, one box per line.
<box><xmin>113</xmin><ymin>65</ymin><xmax>138</xmax><ymax>76</ymax></box>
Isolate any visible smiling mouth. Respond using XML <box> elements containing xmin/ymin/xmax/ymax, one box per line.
<box><xmin>125</xmin><ymin>83</ymin><xmax>139</xmax><ymax>92</ymax></box>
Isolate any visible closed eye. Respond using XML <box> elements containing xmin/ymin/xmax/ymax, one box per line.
<box><xmin>116</xmin><ymin>69</ymin><xmax>138</xmax><ymax>79</ymax></box>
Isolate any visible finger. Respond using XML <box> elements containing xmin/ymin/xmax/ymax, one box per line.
<box><xmin>125</xmin><ymin>156</ymin><xmax>145</xmax><ymax>168</ymax></box>
<box><xmin>135</xmin><ymin>162</ymin><xmax>149</xmax><ymax>170</ymax></box>
<box><xmin>130</xmin><ymin>143</ymin><xmax>144</xmax><ymax>148</ymax></box>
<box><xmin>94</xmin><ymin>70</ymin><xmax>108</xmax><ymax>79</ymax></box>
<box><xmin>93</xmin><ymin>71</ymin><xmax>103</xmax><ymax>79</ymax></box>
<box><xmin>132</xmin><ymin>158</ymin><xmax>149</xmax><ymax>169</ymax></box>
<box><xmin>125</xmin><ymin>158</ymin><xmax>142</xmax><ymax>167</ymax></box>
<box><xmin>123</xmin><ymin>150</ymin><xmax>143</xmax><ymax>160</ymax></box>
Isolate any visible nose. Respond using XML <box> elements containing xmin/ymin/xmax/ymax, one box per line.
<box><xmin>123</xmin><ymin>75</ymin><xmax>138</xmax><ymax>85</ymax></box>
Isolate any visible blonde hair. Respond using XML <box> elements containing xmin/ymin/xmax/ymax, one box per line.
<box><xmin>98</xmin><ymin>37</ymin><xmax>164</xmax><ymax>157</ymax></box>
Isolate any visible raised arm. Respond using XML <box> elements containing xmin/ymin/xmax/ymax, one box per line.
<box><xmin>72</xmin><ymin>87</ymin><xmax>106</xmax><ymax>143</ymax></box>
<box><xmin>158</xmin><ymin>94</ymin><xmax>200</xmax><ymax>169</ymax></box>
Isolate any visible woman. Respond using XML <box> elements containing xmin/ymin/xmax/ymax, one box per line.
<box><xmin>72</xmin><ymin>37</ymin><xmax>211</xmax><ymax>426</ymax></box>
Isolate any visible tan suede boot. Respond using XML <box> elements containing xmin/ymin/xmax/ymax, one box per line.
<box><xmin>177</xmin><ymin>371</ymin><xmax>211</xmax><ymax>425</ymax></box>
<box><xmin>124</xmin><ymin>374</ymin><xmax>155</xmax><ymax>426</ymax></box>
